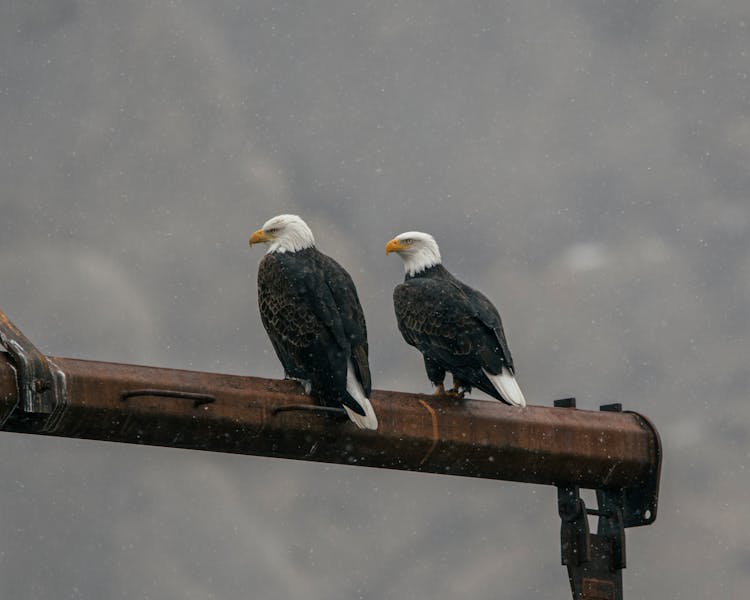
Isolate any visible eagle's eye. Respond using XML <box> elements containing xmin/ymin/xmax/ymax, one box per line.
<box><xmin>403</xmin><ymin>238</ymin><xmax>413</xmax><ymax>245</ymax></box>
<box><xmin>267</xmin><ymin>227</ymin><xmax>280</xmax><ymax>234</ymax></box>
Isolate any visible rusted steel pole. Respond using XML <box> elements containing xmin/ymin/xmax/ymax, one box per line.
<box><xmin>0</xmin><ymin>353</ymin><xmax>660</xmax><ymax>503</ymax></box>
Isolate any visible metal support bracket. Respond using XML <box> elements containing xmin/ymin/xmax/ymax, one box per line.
<box><xmin>0</xmin><ymin>308</ymin><xmax>65</xmax><ymax>429</ymax></box>
<box><xmin>558</xmin><ymin>485</ymin><xmax>625</xmax><ymax>600</ymax></box>
<box><xmin>554</xmin><ymin>398</ymin><xmax>661</xmax><ymax>600</ymax></box>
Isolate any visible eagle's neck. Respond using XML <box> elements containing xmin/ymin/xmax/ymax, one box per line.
<box><xmin>268</xmin><ymin>232</ymin><xmax>315</xmax><ymax>254</ymax></box>
<box><xmin>401</xmin><ymin>245</ymin><xmax>442</xmax><ymax>277</ymax></box>
<box><xmin>405</xmin><ymin>263</ymin><xmax>450</xmax><ymax>281</ymax></box>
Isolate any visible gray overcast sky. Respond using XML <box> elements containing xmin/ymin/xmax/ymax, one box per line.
<box><xmin>1</xmin><ymin>1</ymin><xmax>749</xmax><ymax>598</ymax></box>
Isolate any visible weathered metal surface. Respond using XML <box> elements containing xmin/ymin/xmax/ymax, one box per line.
<box><xmin>0</xmin><ymin>354</ymin><xmax>660</xmax><ymax>501</ymax></box>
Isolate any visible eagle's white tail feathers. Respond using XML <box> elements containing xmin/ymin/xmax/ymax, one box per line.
<box><xmin>482</xmin><ymin>366</ymin><xmax>526</xmax><ymax>407</ymax></box>
<box><xmin>345</xmin><ymin>359</ymin><xmax>379</xmax><ymax>430</ymax></box>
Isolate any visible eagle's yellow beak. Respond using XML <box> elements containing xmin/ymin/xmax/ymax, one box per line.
<box><xmin>385</xmin><ymin>238</ymin><xmax>407</xmax><ymax>255</ymax></box>
<box><xmin>249</xmin><ymin>229</ymin><xmax>271</xmax><ymax>246</ymax></box>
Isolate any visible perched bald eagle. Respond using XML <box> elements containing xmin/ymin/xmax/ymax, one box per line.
<box><xmin>249</xmin><ymin>214</ymin><xmax>378</xmax><ymax>429</ymax></box>
<box><xmin>386</xmin><ymin>231</ymin><xmax>526</xmax><ymax>407</ymax></box>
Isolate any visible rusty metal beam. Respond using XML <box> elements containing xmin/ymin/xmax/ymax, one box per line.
<box><xmin>0</xmin><ymin>305</ymin><xmax>662</xmax><ymax>600</ymax></box>
<box><xmin>0</xmin><ymin>353</ymin><xmax>660</xmax><ymax>519</ymax></box>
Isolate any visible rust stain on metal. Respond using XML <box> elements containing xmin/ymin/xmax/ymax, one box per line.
<box><xmin>582</xmin><ymin>578</ymin><xmax>616</xmax><ymax>599</ymax></box>
<box><xmin>417</xmin><ymin>398</ymin><xmax>439</xmax><ymax>466</ymax></box>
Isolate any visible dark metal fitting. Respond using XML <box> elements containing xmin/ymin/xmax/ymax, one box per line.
<box><xmin>554</xmin><ymin>397</ymin><xmax>577</xmax><ymax>408</ymax></box>
<box><xmin>558</xmin><ymin>485</ymin><xmax>625</xmax><ymax>600</ymax></box>
<box><xmin>0</xmin><ymin>308</ymin><xmax>65</xmax><ymax>430</ymax></box>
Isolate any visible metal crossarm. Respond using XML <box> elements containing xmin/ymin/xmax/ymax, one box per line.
<box><xmin>0</xmin><ymin>307</ymin><xmax>661</xmax><ymax>599</ymax></box>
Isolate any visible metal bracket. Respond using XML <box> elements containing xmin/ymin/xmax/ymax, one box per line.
<box><xmin>558</xmin><ymin>485</ymin><xmax>625</xmax><ymax>600</ymax></box>
<box><xmin>553</xmin><ymin>398</ymin><xmax>661</xmax><ymax>600</ymax></box>
<box><xmin>0</xmin><ymin>308</ymin><xmax>65</xmax><ymax>429</ymax></box>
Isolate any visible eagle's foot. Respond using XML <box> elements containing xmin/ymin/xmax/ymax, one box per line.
<box><xmin>433</xmin><ymin>383</ymin><xmax>446</xmax><ymax>395</ymax></box>
<box><xmin>445</xmin><ymin>385</ymin><xmax>466</xmax><ymax>399</ymax></box>
<box><xmin>284</xmin><ymin>376</ymin><xmax>312</xmax><ymax>395</ymax></box>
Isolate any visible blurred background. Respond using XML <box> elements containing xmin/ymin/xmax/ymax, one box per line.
<box><xmin>1</xmin><ymin>1</ymin><xmax>748</xmax><ymax>598</ymax></box>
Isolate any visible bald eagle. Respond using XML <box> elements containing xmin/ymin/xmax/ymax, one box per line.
<box><xmin>249</xmin><ymin>214</ymin><xmax>378</xmax><ymax>429</ymax></box>
<box><xmin>386</xmin><ymin>231</ymin><xmax>526</xmax><ymax>407</ymax></box>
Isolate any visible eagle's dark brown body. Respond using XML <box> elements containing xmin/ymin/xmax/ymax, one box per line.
<box><xmin>258</xmin><ymin>247</ymin><xmax>371</xmax><ymax>415</ymax></box>
<box><xmin>394</xmin><ymin>263</ymin><xmax>517</xmax><ymax>403</ymax></box>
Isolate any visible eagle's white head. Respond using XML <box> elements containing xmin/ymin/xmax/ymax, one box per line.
<box><xmin>385</xmin><ymin>231</ymin><xmax>442</xmax><ymax>276</ymax></box>
<box><xmin>249</xmin><ymin>214</ymin><xmax>316</xmax><ymax>254</ymax></box>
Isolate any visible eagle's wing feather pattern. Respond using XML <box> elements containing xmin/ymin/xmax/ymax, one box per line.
<box><xmin>315</xmin><ymin>252</ymin><xmax>371</xmax><ymax>395</ymax></box>
<box><xmin>257</xmin><ymin>254</ymin><xmax>321</xmax><ymax>380</ymax></box>
<box><xmin>258</xmin><ymin>250</ymin><xmax>370</xmax><ymax>415</ymax></box>
<box><xmin>453</xmin><ymin>280</ymin><xmax>515</xmax><ymax>374</ymax></box>
<box><xmin>394</xmin><ymin>277</ymin><xmax>512</xmax><ymax>377</ymax></box>
<box><xmin>257</xmin><ymin>253</ymin><xmax>347</xmax><ymax>394</ymax></box>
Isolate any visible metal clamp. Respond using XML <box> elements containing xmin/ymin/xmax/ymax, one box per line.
<box><xmin>0</xmin><ymin>308</ymin><xmax>65</xmax><ymax>429</ymax></box>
